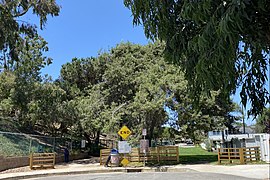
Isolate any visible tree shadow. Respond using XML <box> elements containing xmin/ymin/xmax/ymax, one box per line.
<box><xmin>71</xmin><ymin>157</ymin><xmax>100</xmax><ymax>164</ymax></box>
<box><xmin>179</xmin><ymin>154</ymin><xmax>218</xmax><ymax>164</ymax></box>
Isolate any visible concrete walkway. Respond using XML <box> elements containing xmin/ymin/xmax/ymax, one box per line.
<box><xmin>0</xmin><ymin>160</ymin><xmax>269</xmax><ymax>180</ymax></box>
<box><xmin>180</xmin><ymin>164</ymin><xmax>270</xmax><ymax>180</ymax></box>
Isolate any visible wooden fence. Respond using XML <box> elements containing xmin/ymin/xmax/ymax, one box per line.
<box><xmin>29</xmin><ymin>153</ymin><xmax>55</xmax><ymax>169</ymax></box>
<box><xmin>100</xmin><ymin>146</ymin><xmax>179</xmax><ymax>165</ymax></box>
<box><xmin>218</xmin><ymin>147</ymin><xmax>260</xmax><ymax>164</ymax></box>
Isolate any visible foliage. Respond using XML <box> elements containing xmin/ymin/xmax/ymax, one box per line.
<box><xmin>0</xmin><ymin>35</ymin><xmax>54</xmax><ymax>132</ymax></box>
<box><xmin>29</xmin><ymin>82</ymin><xmax>77</xmax><ymax>136</ymax></box>
<box><xmin>0</xmin><ymin>38</ymin><xmax>241</xmax><ymax>149</ymax></box>
<box><xmin>168</xmin><ymin>88</ymin><xmax>242</xmax><ymax>142</ymax></box>
<box><xmin>203</xmin><ymin>138</ymin><xmax>212</xmax><ymax>152</ymax></box>
<box><xmin>0</xmin><ymin>0</ymin><xmax>245</xmax><ymax>153</ymax></box>
<box><xmin>161</xmin><ymin>127</ymin><xmax>178</xmax><ymax>140</ymax></box>
<box><xmin>0</xmin><ymin>0</ymin><xmax>59</xmax><ymax>133</ymax></box>
<box><xmin>124</xmin><ymin>0</ymin><xmax>270</xmax><ymax>117</ymax></box>
<box><xmin>58</xmin><ymin>42</ymin><xmax>175</xmax><ymax>143</ymax></box>
<box><xmin>0</xmin><ymin>0</ymin><xmax>60</xmax><ymax>66</ymax></box>
<box><xmin>255</xmin><ymin>107</ymin><xmax>270</xmax><ymax>133</ymax></box>
<box><xmin>58</xmin><ymin>42</ymin><xmax>241</xmax><ymax>145</ymax></box>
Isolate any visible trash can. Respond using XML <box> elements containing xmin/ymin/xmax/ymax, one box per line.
<box><xmin>110</xmin><ymin>149</ymin><xmax>119</xmax><ymax>167</ymax></box>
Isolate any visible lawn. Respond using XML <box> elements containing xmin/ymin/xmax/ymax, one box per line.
<box><xmin>179</xmin><ymin>146</ymin><xmax>218</xmax><ymax>164</ymax></box>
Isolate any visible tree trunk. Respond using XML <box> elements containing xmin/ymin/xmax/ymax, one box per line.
<box><xmin>94</xmin><ymin>130</ymin><xmax>100</xmax><ymax>146</ymax></box>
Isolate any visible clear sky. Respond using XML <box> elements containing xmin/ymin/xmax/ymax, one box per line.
<box><xmin>25</xmin><ymin>0</ymin><xmax>149</xmax><ymax>79</ymax></box>
<box><xmin>23</xmin><ymin>1</ymin><xmax>264</xmax><ymax>126</ymax></box>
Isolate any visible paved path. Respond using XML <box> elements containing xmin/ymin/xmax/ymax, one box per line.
<box><xmin>0</xmin><ymin>159</ymin><xmax>269</xmax><ymax>180</ymax></box>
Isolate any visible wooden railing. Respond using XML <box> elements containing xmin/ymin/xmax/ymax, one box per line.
<box><xmin>218</xmin><ymin>147</ymin><xmax>260</xmax><ymax>164</ymax></box>
<box><xmin>29</xmin><ymin>153</ymin><xmax>55</xmax><ymax>169</ymax></box>
<box><xmin>100</xmin><ymin>146</ymin><xmax>179</xmax><ymax>165</ymax></box>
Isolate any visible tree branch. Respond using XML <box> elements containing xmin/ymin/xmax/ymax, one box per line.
<box><xmin>12</xmin><ymin>5</ymin><xmax>31</xmax><ymax>18</ymax></box>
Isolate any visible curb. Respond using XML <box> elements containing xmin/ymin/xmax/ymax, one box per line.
<box><xmin>0</xmin><ymin>167</ymin><xmax>197</xmax><ymax>180</ymax></box>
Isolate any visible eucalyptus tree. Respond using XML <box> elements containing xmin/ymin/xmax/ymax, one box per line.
<box><xmin>124</xmin><ymin>0</ymin><xmax>270</xmax><ymax>117</ymax></box>
<box><xmin>0</xmin><ymin>0</ymin><xmax>60</xmax><ymax>69</ymax></box>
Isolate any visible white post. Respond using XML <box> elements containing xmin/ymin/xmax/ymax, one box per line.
<box><xmin>143</xmin><ymin>135</ymin><xmax>146</xmax><ymax>167</ymax></box>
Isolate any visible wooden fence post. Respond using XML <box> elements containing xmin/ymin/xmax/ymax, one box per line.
<box><xmin>176</xmin><ymin>146</ymin><xmax>179</xmax><ymax>163</ymax></box>
<box><xmin>255</xmin><ymin>147</ymin><xmax>258</xmax><ymax>161</ymax></box>
<box><xmin>100</xmin><ymin>149</ymin><xmax>102</xmax><ymax>165</ymax></box>
<box><xmin>138</xmin><ymin>148</ymin><xmax>141</xmax><ymax>162</ymax></box>
<box><xmin>157</xmin><ymin>146</ymin><xmax>160</xmax><ymax>163</ymax></box>
<box><xmin>239</xmin><ymin>148</ymin><xmax>245</xmax><ymax>164</ymax></box>
<box><xmin>228</xmin><ymin>148</ymin><xmax>231</xmax><ymax>163</ymax></box>
<box><xmin>29</xmin><ymin>153</ymin><xmax>33</xmax><ymax>170</ymax></box>
<box><xmin>53</xmin><ymin>153</ymin><xmax>55</xmax><ymax>166</ymax></box>
<box><xmin>218</xmin><ymin>148</ymin><xmax>221</xmax><ymax>164</ymax></box>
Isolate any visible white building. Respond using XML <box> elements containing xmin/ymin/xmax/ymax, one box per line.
<box><xmin>208</xmin><ymin>130</ymin><xmax>270</xmax><ymax>163</ymax></box>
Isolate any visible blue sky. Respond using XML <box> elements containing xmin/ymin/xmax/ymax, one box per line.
<box><xmin>25</xmin><ymin>1</ymin><xmax>149</xmax><ymax>79</ymax></box>
<box><xmin>23</xmin><ymin>1</ymin><xmax>266</xmax><ymax>125</ymax></box>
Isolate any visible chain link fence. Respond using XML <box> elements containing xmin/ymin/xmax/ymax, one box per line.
<box><xmin>0</xmin><ymin>131</ymin><xmax>81</xmax><ymax>157</ymax></box>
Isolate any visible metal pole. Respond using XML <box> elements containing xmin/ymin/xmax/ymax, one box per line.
<box><xmin>53</xmin><ymin>137</ymin><xmax>55</xmax><ymax>152</ymax></box>
<box><xmin>143</xmin><ymin>135</ymin><xmax>146</xmax><ymax>167</ymax></box>
<box><xmin>29</xmin><ymin>138</ymin><xmax>32</xmax><ymax>154</ymax></box>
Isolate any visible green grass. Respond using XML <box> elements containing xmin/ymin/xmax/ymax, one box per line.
<box><xmin>0</xmin><ymin>133</ymin><xmax>56</xmax><ymax>157</ymax></box>
<box><xmin>179</xmin><ymin>146</ymin><xmax>218</xmax><ymax>164</ymax></box>
<box><xmin>0</xmin><ymin>134</ymin><xmax>30</xmax><ymax>157</ymax></box>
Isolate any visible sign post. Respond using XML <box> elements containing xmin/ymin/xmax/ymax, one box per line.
<box><xmin>141</xmin><ymin>129</ymin><xmax>148</xmax><ymax>166</ymax></box>
<box><xmin>118</xmin><ymin>125</ymin><xmax>132</xmax><ymax>167</ymax></box>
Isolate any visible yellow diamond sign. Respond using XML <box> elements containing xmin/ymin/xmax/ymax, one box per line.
<box><xmin>118</xmin><ymin>125</ymin><xmax>132</xmax><ymax>140</ymax></box>
<box><xmin>121</xmin><ymin>158</ymin><xmax>129</xmax><ymax>166</ymax></box>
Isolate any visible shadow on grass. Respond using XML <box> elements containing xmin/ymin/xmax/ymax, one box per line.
<box><xmin>180</xmin><ymin>154</ymin><xmax>218</xmax><ymax>164</ymax></box>
<box><xmin>146</xmin><ymin>161</ymin><xmax>179</xmax><ymax>167</ymax></box>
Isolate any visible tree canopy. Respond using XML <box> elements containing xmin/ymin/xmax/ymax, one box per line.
<box><xmin>0</xmin><ymin>1</ymin><xmax>245</xmax><ymax>148</ymax></box>
<box><xmin>0</xmin><ymin>39</ymin><xmax>241</xmax><ymax>145</ymax></box>
<box><xmin>57</xmin><ymin>42</ymin><xmax>241</xmax><ymax>143</ymax></box>
<box><xmin>124</xmin><ymin>0</ymin><xmax>270</xmax><ymax>117</ymax></box>
<box><xmin>0</xmin><ymin>0</ymin><xmax>60</xmax><ymax>69</ymax></box>
<box><xmin>255</xmin><ymin>107</ymin><xmax>270</xmax><ymax>133</ymax></box>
